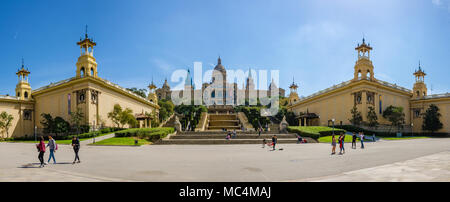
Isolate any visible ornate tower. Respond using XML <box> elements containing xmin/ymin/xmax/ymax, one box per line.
<box><xmin>148</xmin><ymin>80</ymin><xmax>158</xmax><ymax>103</ymax></box>
<box><xmin>288</xmin><ymin>78</ymin><xmax>299</xmax><ymax>105</ymax></box>
<box><xmin>76</xmin><ymin>26</ymin><xmax>98</xmax><ymax>78</ymax></box>
<box><xmin>212</xmin><ymin>57</ymin><xmax>227</xmax><ymax>105</ymax></box>
<box><xmin>412</xmin><ymin>62</ymin><xmax>427</xmax><ymax>99</ymax></box>
<box><xmin>15</xmin><ymin>59</ymin><xmax>32</xmax><ymax>100</ymax></box>
<box><xmin>353</xmin><ymin>38</ymin><xmax>375</xmax><ymax>81</ymax></box>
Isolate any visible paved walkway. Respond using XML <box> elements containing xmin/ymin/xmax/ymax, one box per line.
<box><xmin>0</xmin><ymin>138</ymin><xmax>449</xmax><ymax>182</ymax></box>
<box><xmin>294</xmin><ymin>151</ymin><xmax>450</xmax><ymax>182</ymax></box>
<box><xmin>80</xmin><ymin>133</ymin><xmax>115</xmax><ymax>145</ymax></box>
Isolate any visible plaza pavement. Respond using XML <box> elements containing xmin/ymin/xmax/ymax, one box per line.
<box><xmin>0</xmin><ymin>138</ymin><xmax>449</xmax><ymax>182</ymax></box>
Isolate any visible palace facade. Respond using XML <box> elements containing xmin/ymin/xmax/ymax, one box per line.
<box><xmin>287</xmin><ymin>38</ymin><xmax>450</xmax><ymax>134</ymax></box>
<box><xmin>156</xmin><ymin>57</ymin><xmax>286</xmax><ymax>106</ymax></box>
<box><xmin>0</xmin><ymin>32</ymin><xmax>160</xmax><ymax>138</ymax></box>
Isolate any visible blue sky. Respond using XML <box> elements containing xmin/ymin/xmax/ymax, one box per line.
<box><xmin>0</xmin><ymin>0</ymin><xmax>449</xmax><ymax>97</ymax></box>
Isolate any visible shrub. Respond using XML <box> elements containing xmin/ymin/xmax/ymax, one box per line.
<box><xmin>114</xmin><ymin>127</ymin><xmax>175</xmax><ymax>142</ymax></box>
<box><xmin>287</xmin><ymin>126</ymin><xmax>346</xmax><ymax>140</ymax></box>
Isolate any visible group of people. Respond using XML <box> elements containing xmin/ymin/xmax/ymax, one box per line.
<box><xmin>331</xmin><ymin>132</ymin><xmax>371</xmax><ymax>155</ymax></box>
<box><xmin>225</xmin><ymin>129</ymin><xmax>237</xmax><ymax>140</ymax></box>
<box><xmin>35</xmin><ymin>136</ymin><xmax>81</xmax><ymax>167</ymax></box>
<box><xmin>262</xmin><ymin>135</ymin><xmax>278</xmax><ymax>150</ymax></box>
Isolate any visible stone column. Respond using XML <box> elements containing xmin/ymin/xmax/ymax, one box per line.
<box><xmin>361</xmin><ymin>91</ymin><xmax>367</xmax><ymax>122</ymax></box>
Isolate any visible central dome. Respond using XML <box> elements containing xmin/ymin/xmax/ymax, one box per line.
<box><xmin>214</xmin><ymin>57</ymin><xmax>226</xmax><ymax>74</ymax></box>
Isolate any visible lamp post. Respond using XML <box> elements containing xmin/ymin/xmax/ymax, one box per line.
<box><xmin>411</xmin><ymin>123</ymin><xmax>414</xmax><ymax>137</ymax></box>
<box><xmin>93</xmin><ymin>120</ymin><xmax>96</xmax><ymax>144</ymax></box>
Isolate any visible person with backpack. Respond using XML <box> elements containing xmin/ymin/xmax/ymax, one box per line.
<box><xmin>352</xmin><ymin>133</ymin><xmax>357</xmax><ymax>149</ymax></box>
<box><xmin>46</xmin><ymin>136</ymin><xmax>57</xmax><ymax>164</ymax></box>
<box><xmin>36</xmin><ymin>136</ymin><xmax>46</xmax><ymax>168</ymax></box>
<box><xmin>72</xmin><ymin>136</ymin><xmax>81</xmax><ymax>164</ymax></box>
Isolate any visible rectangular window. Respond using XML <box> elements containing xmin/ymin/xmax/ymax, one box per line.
<box><xmin>379</xmin><ymin>95</ymin><xmax>382</xmax><ymax>114</ymax></box>
<box><xmin>68</xmin><ymin>94</ymin><xmax>71</xmax><ymax>114</ymax></box>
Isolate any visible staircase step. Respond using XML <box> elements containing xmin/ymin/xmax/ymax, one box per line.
<box><xmin>159</xmin><ymin>138</ymin><xmax>300</xmax><ymax>145</ymax></box>
<box><xmin>170</xmin><ymin>134</ymin><xmax>298</xmax><ymax>139</ymax></box>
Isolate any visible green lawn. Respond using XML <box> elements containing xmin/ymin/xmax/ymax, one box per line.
<box><xmin>290</xmin><ymin>126</ymin><xmax>345</xmax><ymax>134</ymax></box>
<box><xmin>90</xmin><ymin>137</ymin><xmax>151</xmax><ymax>146</ymax></box>
<box><xmin>318</xmin><ymin>135</ymin><xmax>376</xmax><ymax>143</ymax></box>
<box><xmin>382</xmin><ymin>136</ymin><xmax>430</xmax><ymax>140</ymax></box>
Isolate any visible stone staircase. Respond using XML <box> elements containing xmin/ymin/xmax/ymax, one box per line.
<box><xmin>158</xmin><ymin>131</ymin><xmax>316</xmax><ymax>145</ymax></box>
<box><xmin>207</xmin><ymin>114</ymin><xmax>241</xmax><ymax>131</ymax></box>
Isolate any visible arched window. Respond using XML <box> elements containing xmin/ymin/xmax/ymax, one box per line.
<box><xmin>357</xmin><ymin>70</ymin><xmax>362</xmax><ymax>79</ymax></box>
<box><xmin>17</xmin><ymin>92</ymin><xmax>20</xmax><ymax>97</ymax></box>
<box><xmin>80</xmin><ymin>67</ymin><xmax>85</xmax><ymax>77</ymax></box>
<box><xmin>211</xmin><ymin>90</ymin><xmax>215</xmax><ymax>98</ymax></box>
<box><xmin>91</xmin><ymin>68</ymin><xmax>94</xmax><ymax>76</ymax></box>
<box><xmin>24</xmin><ymin>92</ymin><xmax>28</xmax><ymax>99</ymax></box>
<box><xmin>416</xmin><ymin>91</ymin><xmax>420</xmax><ymax>97</ymax></box>
<box><xmin>366</xmin><ymin>70</ymin><xmax>371</xmax><ymax>79</ymax></box>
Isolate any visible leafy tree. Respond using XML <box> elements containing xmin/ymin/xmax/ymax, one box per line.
<box><xmin>349</xmin><ymin>106</ymin><xmax>363</xmax><ymax>125</ymax></box>
<box><xmin>367</xmin><ymin>106</ymin><xmax>379</xmax><ymax>128</ymax></box>
<box><xmin>126</xmin><ymin>87</ymin><xmax>147</xmax><ymax>98</ymax></box>
<box><xmin>0</xmin><ymin>111</ymin><xmax>14</xmax><ymax>138</ymax></box>
<box><xmin>40</xmin><ymin>113</ymin><xmax>55</xmax><ymax>135</ymax></box>
<box><xmin>422</xmin><ymin>104</ymin><xmax>443</xmax><ymax>133</ymax></box>
<box><xmin>382</xmin><ymin>105</ymin><xmax>405</xmax><ymax>132</ymax></box>
<box><xmin>275</xmin><ymin>107</ymin><xmax>298</xmax><ymax>126</ymax></box>
<box><xmin>158</xmin><ymin>99</ymin><xmax>174</xmax><ymax>121</ymax></box>
<box><xmin>53</xmin><ymin>117</ymin><xmax>70</xmax><ymax>136</ymax></box>
<box><xmin>174</xmin><ymin>104</ymin><xmax>207</xmax><ymax>131</ymax></box>
<box><xmin>70</xmin><ymin>107</ymin><xmax>84</xmax><ymax>134</ymax></box>
<box><xmin>108</xmin><ymin>104</ymin><xmax>123</xmax><ymax>128</ymax></box>
<box><xmin>40</xmin><ymin>113</ymin><xmax>70</xmax><ymax>136</ymax></box>
<box><xmin>108</xmin><ymin>104</ymin><xmax>138</xmax><ymax>128</ymax></box>
<box><xmin>120</xmin><ymin>107</ymin><xmax>137</xmax><ymax>128</ymax></box>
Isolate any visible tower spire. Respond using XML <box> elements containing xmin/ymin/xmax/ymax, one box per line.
<box><xmin>85</xmin><ymin>25</ymin><xmax>88</xmax><ymax>39</ymax></box>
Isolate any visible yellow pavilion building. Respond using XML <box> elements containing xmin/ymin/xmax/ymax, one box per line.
<box><xmin>0</xmin><ymin>31</ymin><xmax>159</xmax><ymax>138</ymax></box>
<box><xmin>287</xmin><ymin>38</ymin><xmax>450</xmax><ymax>134</ymax></box>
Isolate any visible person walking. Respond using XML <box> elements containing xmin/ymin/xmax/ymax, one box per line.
<box><xmin>232</xmin><ymin>129</ymin><xmax>237</xmax><ymax>139</ymax></box>
<box><xmin>272</xmin><ymin>135</ymin><xmax>277</xmax><ymax>150</ymax></box>
<box><xmin>352</xmin><ymin>133</ymin><xmax>357</xmax><ymax>149</ymax></box>
<box><xmin>262</xmin><ymin>138</ymin><xmax>266</xmax><ymax>148</ymax></box>
<box><xmin>339</xmin><ymin>134</ymin><xmax>345</xmax><ymax>154</ymax></box>
<box><xmin>36</xmin><ymin>136</ymin><xmax>46</xmax><ymax>168</ymax></box>
<box><xmin>360</xmin><ymin>132</ymin><xmax>365</xmax><ymax>149</ymax></box>
<box><xmin>46</xmin><ymin>136</ymin><xmax>57</xmax><ymax>164</ymax></box>
<box><xmin>372</xmin><ymin>134</ymin><xmax>376</xmax><ymax>142</ymax></box>
<box><xmin>331</xmin><ymin>135</ymin><xmax>336</xmax><ymax>155</ymax></box>
<box><xmin>71</xmin><ymin>136</ymin><xmax>81</xmax><ymax>164</ymax></box>
<box><xmin>258</xmin><ymin>127</ymin><xmax>262</xmax><ymax>137</ymax></box>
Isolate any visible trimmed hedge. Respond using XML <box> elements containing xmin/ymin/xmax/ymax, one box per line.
<box><xmin>4</xmin><ymin>127</ymin><xmax>120</xmax><ymax>141</ymax></box>
<box><xmin>115</xmin><ymin>127</ymin><xmax>175</xmax><ymax>142</ymax></box>
<box><xmin>335</xmin><ymin>125</ymin><xmax>448</xmax><ymax>137</ymax></box>
<box><xmin>288</xmin><ymin>126</ymin><xmax>346</xmax><ymax>140</ymax></box>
